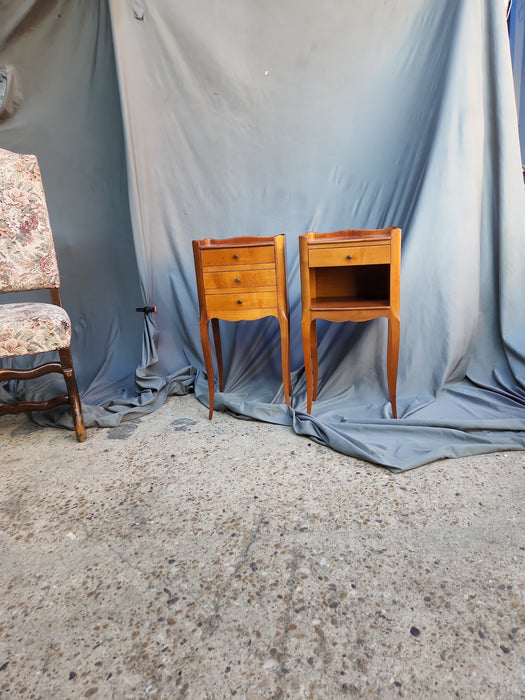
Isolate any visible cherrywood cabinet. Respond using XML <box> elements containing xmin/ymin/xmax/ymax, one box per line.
<box><xmin>193</xmin><ymin>235</ymin><xmax>291</xmax><ymax>419</ymax></box>
<box><xmin>299</xmin><ymin>227</ymin><xmax>401</xmax><ymax>417</ymax></box>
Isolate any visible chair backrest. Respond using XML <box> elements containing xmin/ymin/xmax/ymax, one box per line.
<box><xmin>0</xmin><ymin>147</ymin><xmax>60</xmax><ymax>293</ymax></box>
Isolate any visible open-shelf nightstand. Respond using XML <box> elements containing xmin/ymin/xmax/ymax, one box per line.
<box><xmin>192</xmin><ymin>235</ymin><xmax>291</xmax><ymax>419</ymax></box>
<box><xmin>299</xmin><ymin>227</ymin><xmax>401</xmax><ymax>417</ymax></box>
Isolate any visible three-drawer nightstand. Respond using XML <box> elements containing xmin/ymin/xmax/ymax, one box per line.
<box><xmin>192</xmin><ymin>235</ymin><xmax>291</xmax><ymax>419</ymax></box>
<box><xmin>299</xmin><ymin>227</ymin><xmax>401</xmax><ymax>417</ymax></box>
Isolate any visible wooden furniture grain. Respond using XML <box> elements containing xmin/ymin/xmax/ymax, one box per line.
<box><xmin>0</xmin><ymin>147</ymin><xmax>86</xmax><ymax>441</ymax></box>
<box><xmin>192</xmin><ymin>235</ymin><xmax>291</xmax><ymax>419</ymax></box>
<box><xmin>299</xmin><ymin>227</ymin><xmax>401</xmax><ymax>417</ymax></box>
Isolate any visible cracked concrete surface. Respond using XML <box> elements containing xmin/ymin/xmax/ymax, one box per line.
<box><xmin>0</xmin><ymin>394</ymin><xmax>524</xmax><ymax>699</ymax></box>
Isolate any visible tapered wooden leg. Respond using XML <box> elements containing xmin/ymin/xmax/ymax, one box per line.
<box><xmin>200</xmin><ymin>318</ymin><xmax>215</xmax><ymax>419</ymax></box>
<box><xmin>311</xmin><ymin>320</ymin><xmax>319</xmax><ymax>401</ymax></box>
<box><xmin>59</xmin><ymin>348</ymin><xmax>86</xmax><ymax>442</ymax></box>
<box><xmin>278</xmin><ymin>314</ymin><xmax>291</xmax><ymax>406</ymax></box>
<box><xmin>211</xmin><ymin>318</ymin><xmax>223</xmax><ymax>392</ymax></box>
<box><xmin>302</xmin><ymin>316</ymin><xmax>313</xmax><ymax>413</ymax></box>
<box><xmin>387</xmin><ymin>314</ymin><xmax>400</xmax><ymax>419</ymax></box>
<box><xmin>287</xmin><ymin>313</ymin><xmax>293</xmax><ymax>398</ymax></box>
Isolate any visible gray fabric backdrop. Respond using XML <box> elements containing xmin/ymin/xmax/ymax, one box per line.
<box><xmin>1</xmin><ymin>0</ymin><xmax>525</xmax><ymax>470</ymax></box>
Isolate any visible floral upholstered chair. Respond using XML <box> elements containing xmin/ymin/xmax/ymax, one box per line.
<box><xmin>0</xmin><ymin>147</ymin><xmax>86</xmax><ymax>441</ymax></box>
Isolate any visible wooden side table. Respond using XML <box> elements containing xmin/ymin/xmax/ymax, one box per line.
<box><xmin>299</xmin><ymin>227</ymin><xmax>401</xmax><ymax>417</ymax></box>
<box><xmin>192</xmin><ymin>235</ymin><xmax>291</xmax><ymax>419</ymax></box>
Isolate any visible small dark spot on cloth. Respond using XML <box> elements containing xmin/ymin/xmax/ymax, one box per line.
<box><xmin>250</xmin><ymin>562</ymin><xmax>258</xmax><ymax>571</ymax></box>
<box><xmin>500</xmin><ymin>645</ymin><xmax>511</xmax><ymax>654</ymax></box>
<box><xmin>0</xmin><ymin>661</ymin><xmax>8</xmax><ymax>671</ymax></box>
<box><xmin>410</xmin><ymin>626</ymin><xmax>421</xmax><ymax>637</ymax></box>
<box><xmin>394</xmin><ymin>681</ymin><xmax>402</xmax><ymax>687</ymax></box>
<box><xmin>479</xmin><ymin>630</ymin><xmax>485</xmax><ymax>639</ymax></box>
<box><xmin>225</xmin><ymin>666</ymin><xmax>231</xmax><ymax>673</ymax></box>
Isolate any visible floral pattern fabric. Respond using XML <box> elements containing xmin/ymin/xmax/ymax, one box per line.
<box><xmin>0</xmin><ymin>302</ymin><xmax>71</xmax><ymax>358</ymax></box>
<box><xmin>0</xmin><ymin>148</ymin><xmax>60</xmax><ymax>293</ymax></box>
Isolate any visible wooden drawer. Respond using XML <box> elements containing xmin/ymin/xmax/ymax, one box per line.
<box><xmin>206</xmin><ymin>290</ymin><xmax>278</xmax><ymax>316</ymax></box>
<box><xmin>203</xmin><ymin>268</ymin><xmax>276</xmax><ymax>291</ymax></box>
<box><xmin>309</xmin><ymin>244</ymin><xmax>391</xmax><ymax>267</ymax></box>
<box><xmin>201</xmin><ymin>245</ymin><xmax>275</xmax><ymax>268</ymax></box>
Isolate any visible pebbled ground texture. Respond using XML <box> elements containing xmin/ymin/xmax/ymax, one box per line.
<box><xmin>0</xmin><ymin>394</ymin><xmax>524</xmax><ymax>699</ymax></box>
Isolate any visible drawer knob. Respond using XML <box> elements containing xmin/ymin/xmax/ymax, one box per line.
<box><xmin>346</xmin><ymin>254</ymin><xmax>352</xmax><ymax>260</ymax></box>
<box><xmin>237</xmin><ymin>299</ymin><xmax>242</xmax><ymax>304</ymax></box>
<box><xmin>235</xmin><ymin>277</ymin><xmax>241</xmax><ymax>283</ymax></box>
<box><xmin>233</xmin><ymin>254</ymin><xmax>239</xmax><ymax>259</ymax></box>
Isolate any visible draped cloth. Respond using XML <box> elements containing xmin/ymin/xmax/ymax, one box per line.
<box><xmin>1</xmin><ymin>0</ymin><xmax>524</xmax><ymax>469</ymax></box>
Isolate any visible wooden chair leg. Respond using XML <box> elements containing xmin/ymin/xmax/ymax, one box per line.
<box><xmin>387</xmin><ymin>314</ymin><xmax>400</xmax><ymax>419</ymax></box>
<box><xmin>58</xmin><ymin>348</ymin><xmax>86</xmax><ymax>442</ymax></box>
<box><xmin>211</xmin><ymin>318</ymin><xmax>224</xmax><ymax>392</ymax></box>
<box><xmin>302</xmin><ymin>316</ymin><xmax>314</xmax><ymax>414</ymax></box>
<box><xmin>278</xmin><ymin>314</ymin><xmax>291</xmax><ymax>406</ymax></box>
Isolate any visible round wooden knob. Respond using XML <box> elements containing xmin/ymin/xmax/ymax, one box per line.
<box><xmin>346</xmin><ymin>254</ymin><xmax>352</xmax><ymax>260</ymax></box>
<box><xmin>233</xmin><ymin>254</ymin><xmax>239</xmax><ymax>259</ymax></box>
<box><xmin>235</xmin><ymin>277</ymin><xmax>241</xmax><ymax>283</ymax></box>
<box><xmin>237</xmin><ymin>299</ymin><xmax>242</xmax><ymax>304</ymax></box>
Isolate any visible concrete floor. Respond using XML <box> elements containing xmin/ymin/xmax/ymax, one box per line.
<box><xmin>0</xmin><ymin>394</ymin><xmax>524</xmax><ymax>699</ymax></box>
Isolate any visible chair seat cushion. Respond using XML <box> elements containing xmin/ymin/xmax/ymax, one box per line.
<box><xmin>0</xmin><ymin>302</ymin><xmax>72</xmax><ymax>358</ymax></box>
